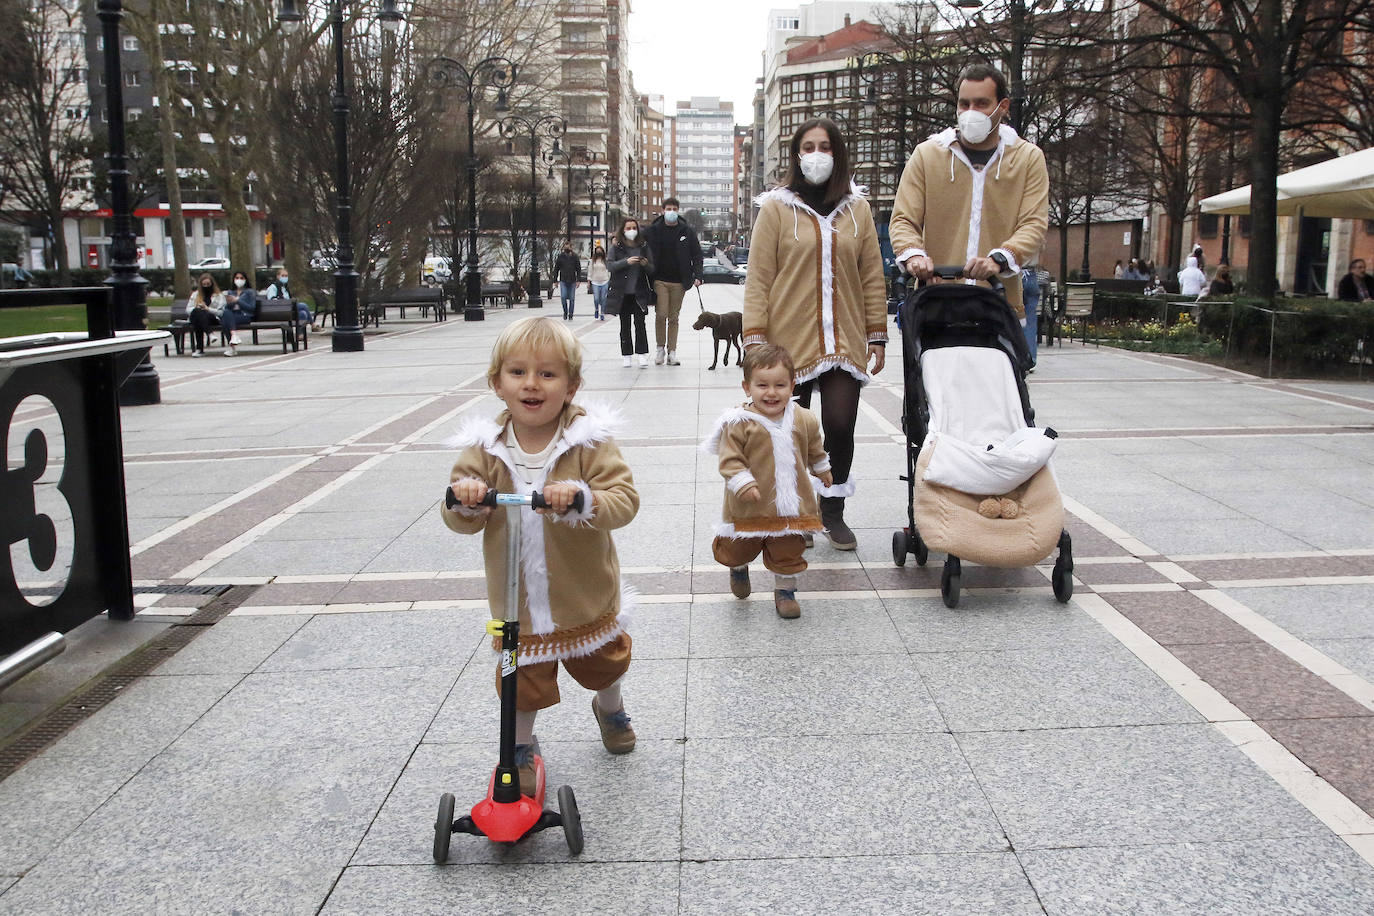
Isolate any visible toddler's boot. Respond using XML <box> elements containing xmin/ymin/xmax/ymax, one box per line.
<box><xmin>774</xmin><ymin>574</ymin><xmax>801</xmax><ymax>619</ymax></box>
<box><xmin>592</xmin><ymin>698</ymin><xmax>636</xmax><ymax>753</ymax></box>
<box><xmin>729</xmin><ymin>565</ymin><xmax>751</xmax><ymax>598</ymax></box>
<box><xmin>513</xmin><ymin>742</ymin><xmax>537</xmax><ymax>797</ymax></box>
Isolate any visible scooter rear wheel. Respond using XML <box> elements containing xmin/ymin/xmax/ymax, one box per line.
<box><xmin>433</xmin><ymin>793</ymin><xmax>455</xmax><ymax>863</ymax></box>
<box><xmin>558</xmin><ymin>784</ymin><xmax>584</xmax><ymax>855</ymax></box>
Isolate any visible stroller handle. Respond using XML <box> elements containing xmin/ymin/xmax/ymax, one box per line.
<box><xmin>924</xmin><ymin>266</ymin><xmax>1006</xmax><ymax>294</ymax></box>
<box><xmin>445</xmin><ymin>487</ymin><xmax>585</xmax><ymax>513</ymax></box>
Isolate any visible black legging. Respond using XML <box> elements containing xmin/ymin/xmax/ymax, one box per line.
<box><xmin>794</xmin><ymin>368</ymin><xmax>861</xmax><ymax>486</ymax></box>
<box><xmin>187</xmin><ymin>308</ymin><xmax>219</xmax><ymax>353</ymax></box>
<box><xmin>619</xmin><ymin>295</ymin><xmax>648</xmax><ymax>355</ymax></box>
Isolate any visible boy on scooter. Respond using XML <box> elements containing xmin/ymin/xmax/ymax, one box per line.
<box><xmin>442</xmin><ymin>316</ymin><xmax>640</xmax><ymax>794</ymax></box>
<box><xmin>702</xmin><ymin>343</ymin><xmax>831</xmax><ymax>618</ymax></box>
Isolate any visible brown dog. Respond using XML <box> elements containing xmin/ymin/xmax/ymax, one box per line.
<box><xmin>692</xmin><ymin>310</ymin><xmax>743</xmax><ymax>370</ymax></box>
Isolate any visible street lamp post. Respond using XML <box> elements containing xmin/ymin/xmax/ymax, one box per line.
<box><xmin>498</xmin><ymin>111</ymin><xmax>566</xmax><ymax>309</ymax></box>
<box><xmin>428</xmin><ymin>56</ymin><xmax>516</xmax><ymax>321</ymax></box>
<box><xmin>277</xmin><ymin>0</ymin><xmax>402</xmax><ymax>351</ymax></box>
<box><xmin>956</xmin><ymin>0</ymin><xmax>1028</xmax><ymax>132</ymax></box>
<box><xmin>548</xmin><ymin>148</ymin><xmax>602</xmax><ymax>256</ymax></box>
<box><xmin>97</xmin><ymin>0</ymin><xmax>158</xmax><ymax>405</ymax></box>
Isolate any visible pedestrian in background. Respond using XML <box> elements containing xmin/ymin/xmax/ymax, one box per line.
<box><xmin>555</xmin><ymin>242</ymin><xmax>581</xmax><ymax>320</ymax></box>
<box><xmin>1113</xmin><ymin>259</ymin><xmax>1124</xmax><ymax>279</ymax></box>
<box><xmin>188</xmin><ymin>272</ymin><xmax>223</xmax><ymax>357</ymax></box>
<box><xmin>747</xmin><ymin>116</ymin><xmax>888</xmax><ymax>551</ymax></box>
<box><xmin>1178</xmin><ymin>256</ymin><xmax>1207</xmax><ymax>297</ymax></box>
<box><xmin>587</xmin><ymin>244</ymin><xmax>610</xmax><ymax>320</ymax></box>
<box><xmin>1338</xmin><ymin>258</ymin><xmax>1372</xmax><ymax>301</ymax></box>
<box><xmin>221</xmin><ymin>269</ymin><xmax>258</xmax><ymax>356</ymax></box>
<box><xmin>644</xmin><ymin>197</ymin><xmax>703</xmax><ymax>366</ymax></box>
<box><xmin>1208</xmin><ymin>263</ymin><xmax>1235</xmax><ymax>297</ymax></box>
<box><xmin>264</xmin><ymin>266</ymin><xmax>314</xmax><ymax>329</ymax></box>
<box><xmin>1021</xmin><ymin>261</ymin><xmax>1040</xmax><ymax>371</ymax></box>
<box><xmin>605</xmin><ymin>218</ymin><xmax>655</xmax><ymax>367</ymax></box>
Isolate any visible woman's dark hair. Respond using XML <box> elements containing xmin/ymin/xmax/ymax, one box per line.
<box><xmin>232</xmin><ymin>270</ymin><xmax>249</xmax><ymax>283</ymax></box>
<box><xmin>1350</xmin><ymin>258</ymin><xmax>1366</xmax><ymax>271</ymax></box>
<box><xmin>613</xmin><ymin>217</ymin><xmax>641</xmax><ymax>247</ymax></box>
<box><xmin>781</xmin><ymin>117</ymin><xmax>851</xmax><ymax>213</ymax></box>
<box><xmin>592</xmin><ymin>245</ymin><xmax>606</xmax><ymax>260</ymax></box>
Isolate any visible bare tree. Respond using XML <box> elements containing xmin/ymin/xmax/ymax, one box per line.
<box><xmin>1109</xmin><ymin>0</ymin><xmax>1374</xmax><ymax>298</ymax></box>
<box><xmin>0</xmin><ymin>0</ymin><xmax>92</xmax><ymax>282</ymax></box>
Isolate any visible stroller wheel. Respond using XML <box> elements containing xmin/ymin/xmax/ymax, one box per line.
<box><xmin>914</xmin><ymin>531</ymin><xmax>929</xmax><ymax>566</ymax></box>
<box><xmin>433</xmin><ymin>792</ymin><xmax>455</xmax><ymax>863</ymax></box>
<box><xmin>892</xmin><ymin>530</ymin><xmax>907</xmax><ymax>567</ymax></box>
<box><xmin>1052</xmin><ymin>562</ymin><xmax>1073</xmax><ymax>603</ymax></box>
<box><xmin>941</xmin><ymin>556</ymin><xmax>961</xmax><ymax>609</ymax></box>
<box><xmin>558</xmin><ymin>784</ymin><xmax>584</xmax><ymax>855</ymax></box>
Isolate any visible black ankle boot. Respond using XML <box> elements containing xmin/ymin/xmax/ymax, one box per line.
<box><xmin>818</xmin><ymin>496</ymin><xmax>857</xmax><ymax>550</ymax></box>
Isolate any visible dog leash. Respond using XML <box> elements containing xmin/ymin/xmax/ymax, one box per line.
<box><xmin>696</xmin><ymin>286</ymin><xmax>704</xmax><ymax>312</ymax></box>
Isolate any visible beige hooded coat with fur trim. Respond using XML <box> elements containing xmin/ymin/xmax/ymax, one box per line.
<box><xmin>703</xmin><ymin>401</ymin><xmax>829</xmax><ymax>538</ymax></box>
<box><xmin>888</xmin><ymin>125</ymin><xmax>1049</xmax><ymax>317</ymax></box>
<box><xmin>441</xmin><ymin>402</ymin><xmax>639</xmax><ymax>665</ymax></box>
<box><xmin>742</xmin><ymin>184</ymin><xmax>889</xmax><ymax>384</ymax></box>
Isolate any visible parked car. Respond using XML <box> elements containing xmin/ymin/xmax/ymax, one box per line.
<box><xmin>309</xmin><ymin>250</ymin><xmax>338</xmax><ymax>270</ymax></box>
<box><xmin>423</xmin><ymin>256</ymin><xmax>452</xmax><ymax>284</ymax></box>
<box><xmin>727</xmin><ymin>246</ymin><xmax>749</xmax><ymax>267</ymax></box>
<box><xmin>188</xmin><ymin>256</ymin><xmax>230</xmax><ymax>271</ymax></box>
<box><xmin>701</xmin><ymin>262</ymin><xmax>746</xmax><ymax>285</ymax></box>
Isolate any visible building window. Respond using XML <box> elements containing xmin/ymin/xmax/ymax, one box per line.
<box><xmin>1198</xmin><ymin>214</ymin><xmax>1218</xmax><ymax>238</ymax></box>
<box><xmin>125</xmin><ymin>71</ymin><xmax>141</xmax><ymax>87</ymax></box>
<box><xmin>1238</xmin><ymin>215</ymin><xmax>1252</xmax><ymax>238</ymax></box>
<box><xmin>1364</xmin><ymin>220</ymin><xmax>1374</xmax><ymax>236</ymax></box>
<box><xmin>127</xmin><ymin>107</ymin><xmax>143</xmax><ymax>120</ymax></box>
<box><xmin>123</xmin><ymin>36</ymin><xmax>140</xmax><ymax>52</ymax></box>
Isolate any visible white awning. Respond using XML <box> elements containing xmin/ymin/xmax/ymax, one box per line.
<box><xmin>1199</xmin><ymin>147</ymin><xmax>1374</xmax><ymax>219</ymax></box>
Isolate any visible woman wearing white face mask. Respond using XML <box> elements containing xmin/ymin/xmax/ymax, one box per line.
<box><xmin>605</xmin><ymin>218</ymin><xmax>655</xmax><ymax>367</ymax></box>
<box><xmin>221</xmin><ymin>270</ymin><xmax>258</xmax><ymax>356</ymax></box>
<box><xmin>743</xmin><ymin>117</ymin><xmax>888</xmax><ymax>550</ymax></box>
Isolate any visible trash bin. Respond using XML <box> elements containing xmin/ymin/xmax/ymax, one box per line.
<box><xmin>1</xmin><ymin>287</ymin><xmax>167</xmax><ymax>686</ymax></box>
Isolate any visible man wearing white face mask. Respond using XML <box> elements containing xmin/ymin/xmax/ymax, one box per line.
<box><xmin>644</xmin><ymin>197</ymin><xmax>704</xmax><ymax>366</ymax></box>
<box><xmin>889</xmin><ymin>63</ymin><xmax>1049</xmax><ymax>321</ymax></box>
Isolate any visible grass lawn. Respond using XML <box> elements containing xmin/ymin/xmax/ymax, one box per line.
<box><xmin>0</xmin><ymin>297</ymin><xmax>174</xmax><ymax>338</ymax></box>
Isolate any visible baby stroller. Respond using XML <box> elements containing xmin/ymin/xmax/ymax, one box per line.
<box><xmin>891</xmin><ymin>268</ymin><xmax>1073</xmax><ymax>608</ymax></box>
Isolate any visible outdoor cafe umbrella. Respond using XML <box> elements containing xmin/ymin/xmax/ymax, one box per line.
<box><xmin>1200</xmin><ymin>146</ymin><xmax>1374</xmax><ymax>219</ymax></box>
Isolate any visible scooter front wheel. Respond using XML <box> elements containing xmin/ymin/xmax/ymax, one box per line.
<box><xmin>558</xmin><ymin>784</ymin><xmax>584</xmax><ymax>855</ymax></box>
<box><xmin>433</xmin><ymin>793</ymin><xmax>455</xmax><ymax>863</ymax></box>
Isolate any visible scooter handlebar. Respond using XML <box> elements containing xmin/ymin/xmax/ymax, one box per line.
<box><xmin>444</xmin><ymin>488</ymin><xmax>585</xmax><ymax>513</ymax></box>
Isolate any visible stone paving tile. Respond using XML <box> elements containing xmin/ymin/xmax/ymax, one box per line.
<box><xmin>257</xmin><ymin>608</ymin><xmax>487</xmax><ymax>672</ymax></box>
<box><xmin>686</xmin><ymin>653</ymin><xmax>945</xmax><ymax>738</ymax></box>
<box><xmin>889</xmin><ymin>593</ymin><xmax>1115</xmax><ymax>653</ymax></box>
<box><xmin>678</xmin><ymin>853</ymin><xmax>1043</xmax><ymax>914</ymax></box>
<box><xmin>239</xmin><ymin>580</ymin><xmax>348</xmax><ymax>607</ymax></box>
<box><xmin>960</xmin><ymin>724</ymin><xmax>1327</xmax><ymax>849</ymax></box>
<box><xmin>328</xmin><ymin>578</ymin><xmax>474</xmax><ymax>604</ymax></box>
<box><xmin>1179</xmin><ymin>555</ymin><xmax>1369</xmax><ymax>582</ymax></box>
<box><xmin>319</xmin><ymin>862</ymin><xmax>680</xmax><ymax>916</ymax></box>
<box><xmin>626</xmin><ymin>601</ymin><xmax>690</xmax><ymax>659</ymax></box>
<box><xmin>1105</xmin><ymin>591</ymin><xmax>1263</xmax><ymax>646</ymax></box>
<box><xmin>1261</xmin><ymin>716</ymin><xmax>1374</xmax><ymax>813</ymax></box>
<box><xmin>688</xmin><ymin>596</ymin><xmax>901</xmax><ymax>658</ymax></box>
<box><xmin>681</xmin><ymin>734</ymin><xmax>1008</xmax><ymax>859</ymax></box>
<box><xmin>354</xmin><ymin>739</ymin><xmax>682</xmax><ymax>865</ymax></box>
<box><xmin>1072</xmin><ymin>560</ymin><xmax>1173</xmax><ymax>586</ymax></box>
<box><xmin>1309</xmin><ymin>636</ymin><xmax>1374</xmax><ymax>683</ymax></box>
<box><xmin>916</xmin><ymin>643</ymin><xmax>1203</xmax><ymax>732</ymax></box>
<box><xmin>1228</xmin><ymin>584</ymin><xmax>1374</xmax><ymax>641</ymax></box>
<box><xmin>1169</xmin><ymin>642</ymin><xmax>1374</xmax><ymax>720</ymax></box>
<box><xmin>1021</xmin><ymin>836</ymin><xmax>1374</xmax><ymax>915</ymax></box>
<box><xmin>151</xmin><ymin>616</ymin><xmax>310</xmax><ymax>676</ymax></box>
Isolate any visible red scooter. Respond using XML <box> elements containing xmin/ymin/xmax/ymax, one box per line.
<box><xmin>433</xmin><ymin>488</ymin><xmax>583</xmax><ymax>861</ymax></box>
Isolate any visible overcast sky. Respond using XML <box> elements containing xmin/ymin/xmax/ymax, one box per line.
<box><xmin>627</xmin><ymin>1</ymin><xmax>783</xmax><ymax>118</ymax></box>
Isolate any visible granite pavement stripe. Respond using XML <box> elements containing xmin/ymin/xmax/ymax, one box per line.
<box><xmin>1260</xmin><ymin>717</ymin><xmax>1374</xmax><ymax>815</ymax></box>
<box><xmin>1180</xmin><ymin>555</ymin><xmax>1370</xmax><ymax>581</ymax></box>
<box><xmin>1168</xmin><ymin>642</ymin><xmax>1374</xmax><ymax>721</ymax></box>
<box><xmin>1103</xmin><ymin>591</ymin><xmax>1263</xmax><ymax>646</ymax></box>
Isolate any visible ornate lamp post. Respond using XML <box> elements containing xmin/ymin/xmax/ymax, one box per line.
<box><xmin>428</xmin><ymin>56</ymin><xmax>515</xmax><ymax>321</ymax></box>
<box><xmin>546</xmin><ymin>147</ymin><xmax>601</xmax><ymax>256</ymax></box>
<box><xmin>955</xmin><ymin>0</ymin><xmax>1029</xmax><ymax>132</ymax></box>
<box><xmin>97</xmin><ymin>0</ymin><xmax>158</xmax><ymax>405</ymax></box>
<box><xmin>277</xmin><ymin>0</ymin><xmax>402</xmax><ymax>351</ymax></box>
<box><xmin>498</xmin><ymin>111</ymin><xmax>566</xmax><ymax>309</ymax></box>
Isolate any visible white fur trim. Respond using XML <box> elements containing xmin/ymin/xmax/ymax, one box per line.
<box><xmin>549</xmin><ymin>479</ymin><xmax>596</xmax><ymax>525</ymax></box>
<box><xmin>990</xmin><ymin>247</ymin><xmax>1020</xmax><ymax>277</ymax></box>
<box><xmin>795</xmin><ymin>354</ymin><xmax>869</xmax><ymax>387</ymax></box>
<box><xmin>894</xmin><ymin>247</ymin><xmax>926</xmax><ymax>265</ymax></box>
<box><xmin>726</xmin><ymin>471</ymin><xmax>757</xmax><ymax>494</ymax></box>
<box><xmin>714</xmin><ymin>522</ymin><xmax>820</xmax><ymax>539</ymax></box>
<box><xmin>444</xmin><ymin>413</ymin><xmax>503</xmax><ymax>451</ymax></box>
<box><xmin>810</xmin><ymin>458</ymin><xmax>831</xmax><ymax>474</ymax></box>
<box><xmin>812</xmin><ymin>477</ymin><xmax>856</xmax><ymax>498</ymax></box>
<box><xmin>703</xmin><ymin>403</ymin><xmax>802</xmax><ymax>518</ymax></box>
<box><xmin>563</xmin><ymin>399</ymin><xmax>625</xmax><ymax>448</ymax></box>
<box><xmin>513</xmin><ymin>582</ymin><xmax>637</xmax><ymax>666</ymax></box>
<box><xmin>701</xmin><ymin>405</ymin><xmax>759</xmax><ymax>455</ymax></box>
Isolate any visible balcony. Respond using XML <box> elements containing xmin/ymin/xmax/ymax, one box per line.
<box><xmin>558</xmin><ymin>1</ymin><xmax>605</xmax><ymax>21</ymax></box>
<box><xmin>556</xmin><ymin>40</ymin><xmax>608</xmax><ymax>58</ymax></box>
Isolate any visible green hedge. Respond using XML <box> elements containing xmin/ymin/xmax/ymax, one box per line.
<box><xmin>1197</xmin><ymin>297</ymin><xmax>1374</xmax><ymax>370</ymax></box>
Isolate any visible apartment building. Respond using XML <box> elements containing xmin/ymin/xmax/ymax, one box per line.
<box><xmin>671</xmin><ymin>97</ymin><xmax>736</xmax><ymax>239</ymax></box>
<box><xmin>637</xmin><ymin>95</ymin><xmax>667</xmax><ymax>216</ymax></box>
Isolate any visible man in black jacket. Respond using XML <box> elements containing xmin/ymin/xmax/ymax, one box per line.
<box><xmin>554</xmin><ymin>242</ymin><xmax>582</xmax><ymax>319</ymax></box>
<box><xmin>644</xmin><ymin>198</ymin><xmax>703</xmax><ymax>365</ymax></box>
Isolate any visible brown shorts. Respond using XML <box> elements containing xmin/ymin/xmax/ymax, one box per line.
<box><xmin>495</xmin><ymin>631</ymin><xmax>632</xmax><ymax>712</ymax></box>
<box><xmin>712</xmin><ymin>534</ymin><xmax>807</xmax><ymax>575</ymax></box>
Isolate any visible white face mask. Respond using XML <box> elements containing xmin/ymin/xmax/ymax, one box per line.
<box><xmin>234</xmin><ymin>278</ymin><xmax>246</xmax><ymax>288</ymax></box>
<box><xmin>799</xmin><ymin>151</ymin><xmax>833</xmax><ymax>185</ymax></box>
<box><xmin>957</xmin><ymin>109</ymin><xmax>997</xmax><ymax>145</ymax></box>
<box><xmin>623</xmin><ymin>229</ymin><xmax>638</xmax><ymax>241</ymax></box>
<box><xmin>664</xmin><ymin>210</ymin><xmax>678</xmax><ymax>224</ymax></box>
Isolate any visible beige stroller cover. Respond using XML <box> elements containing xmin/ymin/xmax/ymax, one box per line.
<box><xmin>910</xmin><ymin>347</ymin><xmax>1063</xmax><ymax>568</ymax></box>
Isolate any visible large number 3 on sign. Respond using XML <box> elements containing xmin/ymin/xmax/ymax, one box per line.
<box><xmin>4</xmin><ymin>396</ymin><xmax>75</xmax><ymax>607</ymax></box>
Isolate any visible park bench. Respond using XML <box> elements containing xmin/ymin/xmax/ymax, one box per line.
<box><xmin>362</xmin><ymin>287</ymin><xmax>448</xmax><ymax>325</ymax></box>
<box><xmin>159</xmin><ymin>298</ymin><xmax>308</xmax><ymax>356</ymax></box>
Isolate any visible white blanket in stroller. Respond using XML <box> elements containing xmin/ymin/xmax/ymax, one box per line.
<box><xmin>920</xmin><ymin>347</ymin><xmax>1056</xmax><ymax>496</ymax></box>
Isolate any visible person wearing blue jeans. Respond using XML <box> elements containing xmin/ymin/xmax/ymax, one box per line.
<box><xmin>588</xmin><ymin>245</ymin><xmax>610</xmax><ymax>320</ymax></box>
<box><xmin>554</xmin><ymin>243</ymin><xmax>581</xmax><ymax>320</ymax></box>
<box><xmin>221</xmin><ymin>270</ymin><xmax>258</xmax><ymax>356</ymax></box>
<box><xmin>1020</xmin><ymin>265</ymin><xmax>1039</xmax><ymax>371</ymax></box>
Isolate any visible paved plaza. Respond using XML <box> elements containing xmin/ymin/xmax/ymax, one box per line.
<box><xmin>3</xmin><ymin>282</ymin><xmax>1374</xmax><ymax>913</ymax></box>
